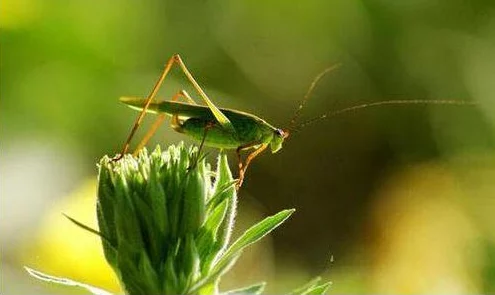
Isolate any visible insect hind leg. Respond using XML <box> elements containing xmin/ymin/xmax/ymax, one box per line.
<box><xmin>113</xmin><ymin>55</ymin><xmax>180</xmax><ymax>161</ymax></box>
<box><xmin>133</xmin><ymin>90</ymin><xmax>197</xmax><ymax>154</ymax></box>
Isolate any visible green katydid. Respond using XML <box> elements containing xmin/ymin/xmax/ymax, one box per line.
<box><xmin>114</xmin><ymin>54</ymin><xmax>475</xmax><ymax>188</ymax></box>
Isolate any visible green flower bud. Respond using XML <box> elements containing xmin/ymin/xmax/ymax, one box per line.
<box><xmin>96</xmin><ymin>144</ymin><xmax>237</xmax><ymax>295</ymax></box>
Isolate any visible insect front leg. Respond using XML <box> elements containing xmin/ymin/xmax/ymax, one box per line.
<box><xmin>235</xmin><ymin>142</ymin><xmax>268</xmax><ymax>189</ymax></box>
<box><xmin>189</xmin><ymin>121</ymin><xmax>216</xmax><ymax>170</ymax></box>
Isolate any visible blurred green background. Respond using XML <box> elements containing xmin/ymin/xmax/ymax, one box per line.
<box><xmin>2</xmin><ymin>0</ymin><xmax>495</xmax><ymax>294</ymax></box>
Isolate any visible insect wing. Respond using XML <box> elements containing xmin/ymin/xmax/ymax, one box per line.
<box><xmin>199</xmin><ymin>94</ymin><xmax>236</xmax><ymax>134</ymax></box>
<box><xmin>121</xmin><ymin>96</ymin><xmax>237</xmax><ymax>134</ymax></box>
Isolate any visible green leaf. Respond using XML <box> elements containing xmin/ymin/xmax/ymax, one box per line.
<box><xmin>137</xmin><ymin>253</ymin><xmax>161</xmax><ymax>295</ymax></box>
<box><xmin>206</xmin><ymin>180</ymin><xmax>238</xmax><ymax>211</ymax></box>
<box><xmin>182</xmin><ymin>234</ymin><xmax>201</xmax><ymax>283</ymax></box>
<box><xmin>196</xmin><ymin>204</ymin><xmax>227</xmax><ymax>274</ymax></box>
<box><xmin>132</xmin><ymin>192</ymin><xmax>164</xmax><ymax>264</ymax></box>
<box><xmin>148</xmin><ymin>160</ymin><xmax>168</xmax><ymax>235</ymax></box>
<box><xmin>224</xmin><ymin>282</ymin><xmax>266</xmax><ymax>294</ymax></box>
<box><xmin>290</xmin><ymin>277</ymin><xmax>321</xmax><ymax>295</ymax></box>
<box><xmin>197</xmin><ymin>198</ymin><xmax>228</xmax><ymax>263</ymax></box>
<box><xmin>290</xmin><ymin>277</ymin><xmax>332</xmax><ymax>295</ymax></box>
<box><xmin>189</xmin><ymin>253</ymin><xmax>241</xmax><ymax>294</ymax></box>
<box><xmin>213</xmin><ymin>153</ymin><xmax>237</xmax><ymax>252</ymax></box>
<box><xmin>302</xmin><ymin>282</ymin><xmax>332</xmax><ymax>295</ymax></box>
<box><xmin>62</xmin><ymin>213</ymin><xmax>115</xmax><ymax>248</ymax></box>
<box><xmin>218</xmin><ymin>209</ymin><xmax>295</xmax><ymax>268</ymax></box>
<box><xmin>182</xmin><ymin>166</ymin><xmax>207</xmax><ymax>234</ymax></box>
<box><xmin>163</xmin><ymin>252</ymin><xmax>179</xmax><ymax>293</ymax></box>
<box><xmin>193</xmin><ymin>209</ymin><xmax>295</xmax><ymax>293</ymax></box>
<box><xmin>96</xmin><ymin>163</ymin><xmax>119</xmax><ymax>265</ymax></box>
<box><xmin>25</xmin><ymin>267</ymin><xmax>113</xmax><ymax>295</ymax></box>
<box><xmin>116</xmin><ymin>244</ymin><xmax>146</xmax><ymax>295</ymax></box>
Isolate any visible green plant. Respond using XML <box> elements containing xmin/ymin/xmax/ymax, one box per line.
<box><xmin>26</xmin><ymin>143</ymin><xmax>331</xmax><ymax>294</ymax></box>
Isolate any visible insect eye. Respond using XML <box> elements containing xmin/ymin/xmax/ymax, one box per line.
<box><xmin>275</xmin><ymin>129</ymin><xmax>284</xmax><ymax>137</ymax></box>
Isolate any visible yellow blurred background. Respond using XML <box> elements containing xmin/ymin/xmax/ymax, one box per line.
<box><xmin>2</xmin><ymin>0</ymin><xmax>495</xmax><ymax>294</ymax></box>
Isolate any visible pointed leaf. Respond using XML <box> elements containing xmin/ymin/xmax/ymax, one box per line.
<box><xmin>219</xmin><ymin>209</ymin><xmax>295</xmax><ymax>267</ymax></box>
<box><xmin>25</xmin><ymin>267</ymin><xmax>113</xmax><ymax>295</ymax></box>
<box><xmin>62</xmin><ymin>214</ymin><xmax>115</xmax><ymax>249</ymax></box>
<box><xmin>189</xmin><ymin>253</ymin><xmax>241</xmax><ymax>294</ymax></box>
<box><xmin>196</xmin><ymin>209</ymin><xmax>294</xmax><ymax>294</ymax></box>
<box><xmin>290</xmin><ymin>277</ymin><xmax>321</xmax><ymax>295</ymax></box>
<box><xmin>197</xmin><ymin>199</ymin><xmax>228</xmax><ymax>258</ymax></box>
<box><xmin>302</xmin><ymin>282</ymin><xmax>332</xmax><ymax>295</ymax></box>
<box><xmin>206</xmin><ymin>180</ymin><xmax>238</xmax><ymax>211</ymax></box>
<box><xmin>224</xmin><ymin>282</ymin><xmax>266</xmax><ymax>294</ymax></box>
<box><xmin>214</xmin><ymin>153</ymin><xmax>237</xmax><ymax>251</ymax></box>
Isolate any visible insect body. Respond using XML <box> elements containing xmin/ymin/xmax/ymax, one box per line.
<box><xmin>115</xmin><ymin>54</ymin><xmax>474</xmax><ymax>188</ymax></box>
<box><xmin>119</xmin><ymin>95</ymin><xmax>288</xmax><ymax>188</ymax></box>
<box><xmin>121</xmin><ymin>98</ymin><xmax>287</xmax><ymax>153</ymax></box>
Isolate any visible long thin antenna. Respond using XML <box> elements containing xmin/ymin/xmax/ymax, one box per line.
<box><xmin>288</xmin><ymin>64</ymin><xmax>341</xmax><ymax>130</ymax></box>
<box><xmin>295</xmin><ymin>99</ymin><xmax>476</xmax><ymax>131</ymax></box>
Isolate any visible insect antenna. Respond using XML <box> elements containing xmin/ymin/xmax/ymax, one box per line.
<box><xmin>294</xmin><ymin>99</ymin><xmax>476</xmax><ymax>132</ymax></box>
<box><xmin>287</xmin><ymin>64</ymin><xmax>341</xmax><ymax>132</ymax></box>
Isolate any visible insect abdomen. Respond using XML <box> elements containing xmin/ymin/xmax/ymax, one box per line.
<box><xmin>178</xmin><ymin>118</ymin><xmax>240</xmax><ymax>149</ymax></box>
<box><xmin>180</xmin><ymin>117</ymin><xmax>270</xmax><ymax>150</ymax></box>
